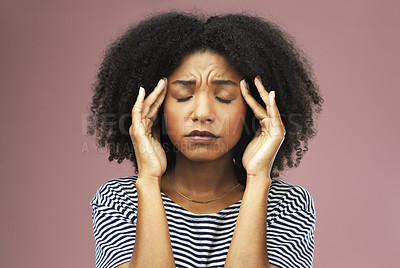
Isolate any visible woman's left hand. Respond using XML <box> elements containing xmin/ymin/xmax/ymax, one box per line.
<box><xmin>240</xmin><ymin>76</ymin><xmax>286</xmax><ymax>180</ymax></box>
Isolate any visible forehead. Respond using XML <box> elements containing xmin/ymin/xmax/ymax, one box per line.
<box><xmin>171</xmin><ymin>51</ymin><xmax>240</xmax><ymax>78</ymax></box>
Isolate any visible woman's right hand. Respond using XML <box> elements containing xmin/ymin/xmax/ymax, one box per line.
<box><xmin>129</xmin><ymin>78</ymin><xmax>168</xmax><ymax>181</ymax></box>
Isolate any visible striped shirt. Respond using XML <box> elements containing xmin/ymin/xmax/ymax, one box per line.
<box><xmin>91</xmin><ymin>176</ymin><xmax>316</xmax><ymax>268</ymax></box>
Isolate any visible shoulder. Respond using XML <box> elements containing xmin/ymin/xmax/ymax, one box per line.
<box><xmin>90</xmin><ymin>177</ymin><xmax>139</xmax><ymax>268</ymax></box>
<box><xmin>267</xmin><ymin>179</ymin><xmax>316</xmax><ymax>267</ymax></box>
<box><xmin>90</xmin><ymin>175</ymin><xmax>139</xmax><ymax>209</ymax></box>
<box><xmin>268</xmin><ymin>179</ymin><xmax>316</xmax><ymax>220</ymax></box>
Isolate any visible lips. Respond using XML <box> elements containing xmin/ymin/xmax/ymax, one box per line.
<box><xmin>186</xmin><ymin>130</ymin><xmax>218</xmax><ymax>138</ymax></box>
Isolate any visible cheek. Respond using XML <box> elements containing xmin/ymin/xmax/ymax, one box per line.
<box><xmin>225</xmin><ymin>104</ymin><xmax>247</xmax><ymax>136</ymax></box>
<box><xmin>226</xmin><ymin>115</ymin><xmax>245</xmax><ymax>138</ymax></box>
<box><xmin>163</xmin><ymin>104</ymin><xmax>183</xmax><ymax>139</ymax></box>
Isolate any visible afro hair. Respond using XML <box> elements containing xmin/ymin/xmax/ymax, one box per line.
<box><xmin>87</xmin><ymin>11</ymin><xmax>323</xmax><ymax>185</ymax></box>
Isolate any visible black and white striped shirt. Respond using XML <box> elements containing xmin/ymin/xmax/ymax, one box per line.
<box><xmin>91</xmin><ymin>176</ymin><xmax>315</xmax><ymax>268</ymax></box>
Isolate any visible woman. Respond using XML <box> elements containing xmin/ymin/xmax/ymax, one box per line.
<box><xmin>89</xmin><ymin>12</ymin><xmax>323</xmax><ymax>268</ymax></box>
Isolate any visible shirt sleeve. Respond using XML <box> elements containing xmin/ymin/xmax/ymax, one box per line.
<box><xmin>90</xmin><ymin>181</ymin><xmax>138</xmax><ymax>268</ymax></box>
<box><xmin>267</xmin><ymin>185</ymin><xmax>316</xmax><ymax>268</ymax></box>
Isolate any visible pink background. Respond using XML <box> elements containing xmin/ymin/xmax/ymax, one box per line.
<box><xmin>1</xmin><ymin>0</ymin><xmax>399</xmax><ymax>267</ymax></box>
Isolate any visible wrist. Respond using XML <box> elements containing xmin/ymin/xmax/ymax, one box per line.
<box><xmin>136</xmin><ymin>175</ymin><xmax>162</xmax><ymax>189</ymax></box>
<box><xmin>245</xmin><ymin>174</ymin><xmax>271</xmax><ymax>189</ymax></box>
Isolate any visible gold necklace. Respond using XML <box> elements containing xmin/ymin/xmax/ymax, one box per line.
<box><xmin>166</xmin><ymin>171</ymin><xmax>241</xmax><ymax>204</ymax></box>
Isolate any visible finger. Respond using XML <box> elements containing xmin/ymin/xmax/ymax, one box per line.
<box><xmin>254</xmin><ymin>77</ymin><xmax>285</xmax><ymax>133</ymax></box>
<box><xmin>240</xmin><ymin>79</ymin><xmax>268</xmax><ymax>120</ymax></box>
<box><xmin>142</xmin><ymin>78</ymin><xmax>166</xmax><ymax>118</ymax></box>
<box><xmin>130</xmin><ymin>87</ymin><xmax>145</xmax><ymax>136</ymax></box>
<box><xmin>147</xmin><ymin>77</ymin><xmax>167</xmax><ymax>120</ymax></box>
<box><xmin>269</xmin><ymin>91</ymin><xmax>286</xmax><ymax>136</ymax></box>
<box><xmin>254</xmin><ymin>76</ymin><xmax>271</xmax><ymax>109</ymax></box>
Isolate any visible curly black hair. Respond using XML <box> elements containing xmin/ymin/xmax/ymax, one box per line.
<box><xmin>87</xmin><ymin>11</ymin><xmax>323</xmax><ymax>185</ymax></box>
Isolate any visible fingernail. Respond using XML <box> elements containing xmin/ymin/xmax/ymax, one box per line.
<box><xmin>163</xmin><ymin>77</ymin><xmax>168</xmax><ymax>87</ymax></box>
<box><xmin>240</xmin><ymin>79</ymin><xmax>246</xmax><ymax>88</ymax></box>
<box><xmin>256</xmin><ymin>75</ymin><xmax>262</xmax><ymax>84</ymax></box>
<box><xmin>157</xmin><ymin>79</ymin><xmax>163</xmax><ymax>86</ymax></box>
<box><xmin>241</xmin><ymin>79</ymin><xmax>250</xmax><ymax>90</ymax></box>
<box><xmin>271</xmin><ymin>91</ymin><xmax>275</xmax><ymax>98</ymax></box>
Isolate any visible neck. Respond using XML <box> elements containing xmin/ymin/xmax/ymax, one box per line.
<box><xmin>168</xmin><ymin>152</ymin><xmax>240</xmax><ymax>200</ymax></box>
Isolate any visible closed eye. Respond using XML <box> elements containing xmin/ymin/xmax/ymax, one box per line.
<box><xmin>216</xmin><ymin>97</ymin><xmax>232</xmax><ymax>104</ymax></box>
<box><xmin>177</xmin><ymin>96</ymin><xmax>232</xmax><ymax>104</ymax></box>
<box><xmin>177</xmin><ymin>96</ymin><xmax>192</xmax><ymax>102</ymax></box>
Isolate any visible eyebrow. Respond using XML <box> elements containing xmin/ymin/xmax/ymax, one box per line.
<box><xmin>171</xmin><ymin>80</ymin><xmax>238</xmax><ymax>86</ymax></box>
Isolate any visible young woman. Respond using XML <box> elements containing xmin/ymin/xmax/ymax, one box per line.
<box><xmin>89</xmin><ymin>12</ymin><xmax>323</xmax><ymax>268</ymax></box>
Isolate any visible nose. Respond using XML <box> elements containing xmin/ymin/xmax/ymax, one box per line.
<box><xmin>190</xmin><ymin>92</ymin><xmax>215</xmax><ymax>123</ymax></box>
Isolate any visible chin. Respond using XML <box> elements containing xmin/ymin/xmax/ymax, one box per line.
<box><xmin>177</xmin><ymin>148</ymin><xmax>232</xmax><ymax>163</ymax></box>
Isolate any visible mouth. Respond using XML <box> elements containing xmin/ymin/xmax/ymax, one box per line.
<box><xmin>185</xmin><ymin>130</ymin><xmax>219</xmax><ymax>144</ymax></box>
<box><xmin>186</xmin><ymin>130</ymin><xmax>218</xmax><ymax>138</ymax></box>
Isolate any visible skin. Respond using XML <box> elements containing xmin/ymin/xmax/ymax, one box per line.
<box><xmin>124</xmin><ymin>50</ymin><xmax>285</xmax><ymax>268</ymax></box>
<box><xmin>160</xmin><ymin>51</ymin><xmax>247</xmax><ymax>210</ymax></box>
